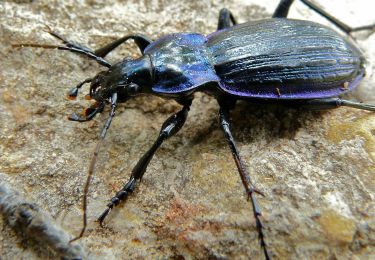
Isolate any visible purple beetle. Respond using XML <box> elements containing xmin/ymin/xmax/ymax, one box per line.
<box><xmin>13</xmin><ymin>0</ymin><xmax>375</xmax><ymax>259</ymax></box>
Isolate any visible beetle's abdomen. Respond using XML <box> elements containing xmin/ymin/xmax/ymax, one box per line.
<box><xmin>207</xmin><ymin>19</ymin><xmax>365</xmax><ymax>99</ymax></box>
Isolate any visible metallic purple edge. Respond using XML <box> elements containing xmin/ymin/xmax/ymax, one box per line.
<box><xmin>218</xmin><ymin>72</ymin><xmax>365</xmax><ymax>100</ymax></box>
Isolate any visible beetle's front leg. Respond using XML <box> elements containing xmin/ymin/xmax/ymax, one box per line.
<box><xmin>217</xmin><ymin>8</ymin><xmax>237</xmax><ymax>30</ymax></box>
<box><xmin>219</xmin><ymin>103</ymin><xmax>270</xmax><ymax>260</ymax></box>
<box><xmin>97</xmin><ymin>101</ymin><xmax>191</xmax><ymax>224</ymax></box>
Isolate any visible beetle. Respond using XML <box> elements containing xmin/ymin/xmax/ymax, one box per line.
<box><xmin>13</xmin><ymin>0</ymin><xmax>375</xmax><ymax>259</ymax></box>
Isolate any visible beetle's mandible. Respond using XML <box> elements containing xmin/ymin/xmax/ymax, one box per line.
<box><xmin>13</xmin><ymin>0</ymin><xmax>375</xmax><ymax>259</ymax></box>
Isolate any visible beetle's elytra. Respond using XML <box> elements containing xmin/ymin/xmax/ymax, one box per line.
<box><xmin>13</xmin><ymin>0</ymin><xmax>375</xmax><ymax>259</ymax></box>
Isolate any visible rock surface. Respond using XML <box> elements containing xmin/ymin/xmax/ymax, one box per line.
<box><xmin>0</xmin><ymin>0</ymin><xmax>374</xmax><ymax>259</ymax></box>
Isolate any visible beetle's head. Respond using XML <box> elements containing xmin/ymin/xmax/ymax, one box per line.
<box><xmin>89</xmin><ymin>56</ymin><xmax>153</xmax><ymax>103</ymax></box>
<box><xmin>66</xmin><ymin>55</ymin><xmax>153</xmax><ymax>122</ymax></box>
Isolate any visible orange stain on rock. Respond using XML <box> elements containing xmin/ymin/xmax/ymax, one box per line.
<box><xmin>165</xmin><ymin>197</ymin><xmax>206</xmax><ymax>225</ymax></box>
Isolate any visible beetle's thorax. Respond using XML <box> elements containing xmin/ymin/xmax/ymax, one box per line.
<box><xmin>143</xmin><ymin>33</ymin><xmax>220</xmax><ymax>97</ymax></box>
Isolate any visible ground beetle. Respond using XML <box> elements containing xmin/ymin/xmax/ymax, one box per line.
<box><xmin>13</xmin><ymin>0</ymin><xmax>375</xmax><ymax>259</ymax></box>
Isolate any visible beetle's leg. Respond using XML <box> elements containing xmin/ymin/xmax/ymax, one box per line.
<box><xmin>97</xmin><ymin>101</ymin><xmax>192</xmax><ymax>225</ymax></box>
<box><xmin>300</xmin><ymin>0</ymin><xmax>375</xmax><ymax>35</ymax></box>
<box><xmin>219</xmin><ymin>103</ymin><xmax>270</xmax><ymax>260</ymax></box>
<box><xmin>273</xmin><ymin>0</ymin><xmax>375</xmax><ymax>35</ymax></box>
<box><xmin>217</xmin><ymin>8</ymin><xmax>237</xmax><ymax>30</ymax></box>
<box><xmin>297</xmin><ymin>97</ymin><xmax>375</xmax><ymax>111</ymax></box>
<box><xmin>272</xmin><ymin>0</ymin><xmax>295</xmax><ymax>18</ymax></box>
<box><xmin>94</xmin><ymin>34</ymin><xmax>152</xmax><ymax>57</ymax></box>
<box><xmin>45</xmin><ymin>26</ymin><xmax>152</xmax><ymax>56</ymax></box>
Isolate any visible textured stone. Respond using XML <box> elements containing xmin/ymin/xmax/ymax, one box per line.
<box><xmin>317</xmin><ymin>210</ymin><xmax>356</xmax><ymax>245</ymax></box>
<box><xmin>1</xmin><ymin>0</ymin><xmax>375</xmax><ymax>259</ymax></box>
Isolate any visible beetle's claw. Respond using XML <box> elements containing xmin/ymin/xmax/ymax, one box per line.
<box><xmin>97</xmin><ymin>208</ymin><xmax>111</xmax><ymax>227</ymax></box>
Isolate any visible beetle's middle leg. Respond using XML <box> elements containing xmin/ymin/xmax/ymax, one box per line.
<box><xmin>97</xmin><ymin>101</ymin><xmax>191</xmax><ymax>224</ymax></box>
<box><xmin>273</xmin><ymin>0</ymin><xmax>375</xmax><ymax>35</ymax></box>
<box><xmin>217</xmin><ymin>8</ymin><xmax>237</xmax><ymax>30</ymax></box>
<box><xmin>218</xmin><ymin>102</ymin><xmax>270</xmax><ymax>260</ymax></box>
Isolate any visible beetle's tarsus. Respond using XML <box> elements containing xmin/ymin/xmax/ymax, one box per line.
<box><xmin>97</xmin><ymin>207</ymin><xmax>111</xmax><ymax>227</ymax></box>
<box><xmin>300</xmin><ymin>98</ymin><xmax>375</xmax><ymax>111</ymax></box>
<box><xmin>351</xmin><ymin>23</ymin><xmax>375</xmax><ymax>33</ymax></box>
<box><xmin>97</xmin><ymin>177</ymin><xmax>136</xmax><ymax>225</ymax></box>
<box><xmin>341</xmin><ymin>100</ymin><xmax>375</xmax><ymax>111</ymax></box>
<box><xmin>219</xmin><ymin>105</ymin><xmax>270</xmax><ymax>260</ymax></box>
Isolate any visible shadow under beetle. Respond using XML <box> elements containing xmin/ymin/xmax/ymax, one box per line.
<box><xmin>14</xmin><ymin>0</ymin><xmax>375</xmax><ymax>259</ymax></box>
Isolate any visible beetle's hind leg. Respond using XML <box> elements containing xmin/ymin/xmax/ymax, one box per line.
<box><xmin>272</xmin><ymin>0</ymin><xmax>295</xmax><ymax>18</ymax></box>
<box><xmin>273</xmin><ymin>0</ymin><xmax>375</xmax><ymax>36</ymax></box>
<box><xmin>97</xmin><ymin>101</ymin><xmax>191</xmax><ymax>225</ymax></box>
<box><xmin>300</xmin><ymin>0</ymin><xmax>375</xmax><ymax>35</ymax></box>
<box><xmin>218</xmin><ymin>102</ymin><xmax>270</xmax><ymax>260</ymax></box>
<box><xmin>217</xmin><ymin>8</ymin><xmax>237</xmax><ymax>30</ymax></box>
<box><xmin>297</xmin><ymin>97</ymin><xmax>375</xmax><ymax>111</ymax></box>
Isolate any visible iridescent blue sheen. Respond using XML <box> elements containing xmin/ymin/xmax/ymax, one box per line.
<box><xmin>144</xmin><ymin>33</ymin><xmax>220</xmax><ymax>95</ymax></box>
<box><xmin>144</xmin><ymin>19</ymin><xmax>365</xmax><ymax>99</ymax></box>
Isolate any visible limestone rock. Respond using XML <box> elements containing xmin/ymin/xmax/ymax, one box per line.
<box><xmin>1</xmin><ymin>0</ymin><xmax>374</xmax><ymax>259</ymax></box>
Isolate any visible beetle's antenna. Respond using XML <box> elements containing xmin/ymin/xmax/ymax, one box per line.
<box><xmin>12</xmin><ymin>43</ymin><xmax>112</xmax><ymax>68</ymax></box>
<box><xmin>69</xmin><ymin>92</ymin><xmax>118</xmax><ymax>243</ymax></box>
